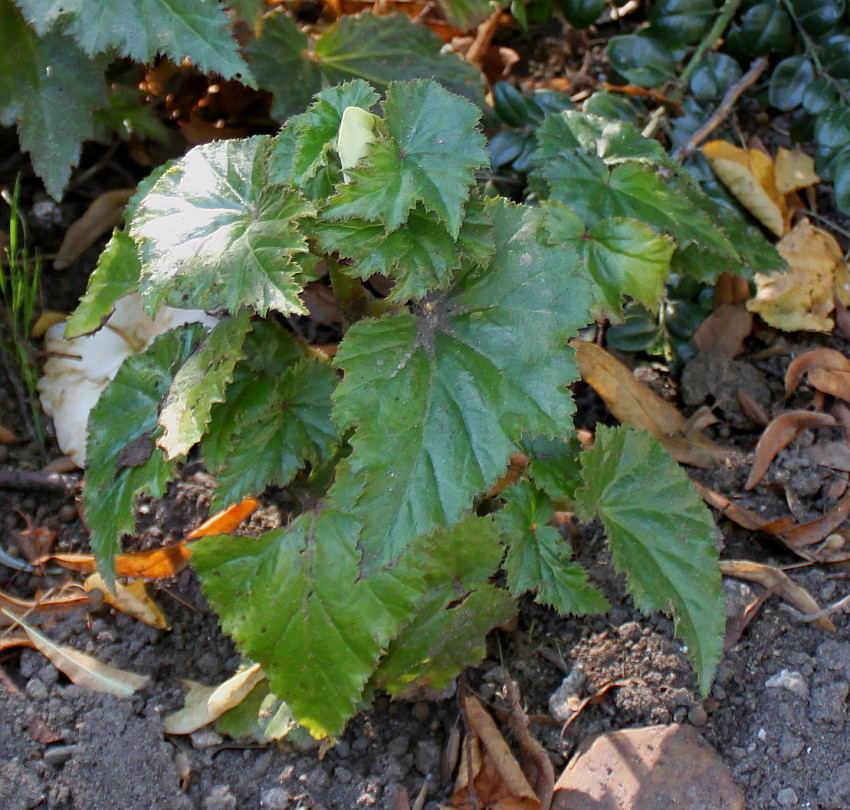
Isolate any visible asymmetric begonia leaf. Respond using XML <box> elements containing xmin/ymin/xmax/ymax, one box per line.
<box><xmin>369</xmin><ymin>517</ymin><xmax>516</xmax><ymax>699</ymax></box>
<box><xmin>131</xmin><ymin>136</ymin><xmax>314</xmax><ymax>317</ymax></box>
<box><xmin>541</xmin><ymin>202</ymin><xmax>674</xmax><ymax>315</ymax></box>
<box><xmin>575</xmin><ymin>425</ymin><xmax>723</xmax><ymax>694</ymax></box>
<box><xmin>332</xmin><ymin>199</ymin><xmax>593</xmax><ymax>572</ymax></box>
<box><xmin>322</xmin><ymin>81</ymin><xmax>489</xmax><ymax>237</ymax></box>
<box><xmin>190</xmin><ymin>502</ymin><xmax>425</xmax><ymax>739</ymax></box>
<box><xmin>158</xmin><ymin>311</ymin><xmax>253</xmax><ymax>460</ymax></box>
<box><xmin>497</xmin><ymin>482</ymin><xmax>609</xmax><ymax>614</ymax></box>
<box><xmin>0</xmin><ymin>1</ymin><xmax>106</xmax><ymax>200</ymax></box>
<box><xmin>203</xmin><ymin>322</ymin><xmax>338</xmax><ymax>510</ymax></box>
<box><xmin>64</xmin><ymin>230</ymin><xmax>141</xmax><ymax>338</ymax></box>
<box><xmin>16</xmin><ymin>0</ymin><xmax>252</xmax><ymax>84</ymax></box>
<box><xmin>314</xmin><ymin>198</ymin><xmax>495</xmax><ymax>302</ymax></box>
<box><xmin>85</xmin><ymin>325</ymin><xmax>207</xmax><ymax>584</ymax></box>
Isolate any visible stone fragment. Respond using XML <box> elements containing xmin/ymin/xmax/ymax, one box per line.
<box><xmin>776</xmin><ymin>787</ymin><xmax>799</xmax><ymax>807</ymax></box>
<box><xmin>203</xmin><ymin>785</ymin><xmax>238</xmax><ymax>810</ymax></box>
<box><xmin>548</xmin><ymin>669</ymin><xmax>586</xmax><ymax>723</ymax></box>
<box><xmin>552</xmin><ymin>724</ymin><xmax>744</xmax><ymax>810</ymax></box>
<box><xmin>260</xmin><ymin>787</ymin><xmax>291</xmax><ymax>809</ymax></box>
<box><xmin>809</xmin><ymin>682</ymin><xmax>849</xmax><ymax>728</ymax></box>
<box><xmin>190</xmin><ymin>729</ymin><xmax>224</xmax><ymax>750</ymax></box>
<box><xmin>765</xmin><ymin>669</ymin><xmax>809</xmax><ymax>699</ymax></box>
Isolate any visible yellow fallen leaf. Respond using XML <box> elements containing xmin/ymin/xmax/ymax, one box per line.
<box><xmin>163</xmin><ymin>663</ymin><xmax>265</xmax><ymax>734</ymax></box>
<box><xmin>571</xmin><ymin>340</ymin><xmax>734</xmax><ymax>468</ymax></box>
<box><xmin>703</xmin><ymin>140</ymin><xmax>787</xmax><ymax>237</ymax></box>
<box><xmin>1</xmin><ymin>608</ymin><xmax>150</xmax><ymax>696</ymax></box>
<box><xmin>53</xmin><ymin>189</ymin><xmax>135</xmax><ymax>270</ymax></box>
<box><xmin>774</xmin><ymin>147</ymin><xmax>820</xmax><ymax>194</ymax></box>
<box><xmin>31</xmin><ymin>311</ymin><xmax>67</xmax><ymax>338</ymax></box>
<box><xmin>747</xmin><ymin>219</ymin><xmax>850</xmax><ymax>332</ymax></box>
<box><xmin>84</xmin><ymin>572</ymin><xmax>170</xmax><ymax>629</ymax></box>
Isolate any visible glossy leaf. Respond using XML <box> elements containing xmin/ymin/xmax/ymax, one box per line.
<box><xmin>575</xmin><ymin>425</ymin><xmax>723</xmax><ymax>694</ymax></box>
<box><xmin>691</xmin><ymin>52</ymin><xmax>744</xmax><ymax>100</ymax></box>
<box><xmin>497</xmin><ymin>482</ymin><xmax>609</xmax><ymax>614</ymax></box>
<box><xmin>332</xmin><ymin>200</ymin><xmax>593</xmax><ymax>572</ymax></box>
<box><xmin>802</xmin><ymin>79</ymin><xmax>840</xmax><ymax>115</ymax></box>
<box><xmin>790</xmin><ymin>0</ymin><xmax>845</xmax><ymax>34</ymax></box>
<box><xmin>555</xmin><ymin>0</ymin><xmax>606</xmax><ymax>28</ymax></box>
<box><xmin>607</xmin><ymin>34</ymin><xmax>678</xmax><ymax>88</ymax></box>
<box><xmin>737</xmin><ymin>3</ymin><xmax>794</xmax><ymax>56</ymax></box>
<box><xmin>649</xmin><ymin>0</ymin><xmax>716</xmax><ymax>45</ymax></box>
<box><xmin>769</xmin><ymin>56</ymin><xmax>815</xmax><ymax>111</ymax></box>
<box><xmin>131</xmin><ymin>136</ymin><xmax>314</xmax><ymax>317</ymax></box>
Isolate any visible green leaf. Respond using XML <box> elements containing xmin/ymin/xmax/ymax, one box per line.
<box><xmin>332</xmin><ymin>200</ymin><xmax>593</xmax><ymax>571</ymax></box>
<box><xmin>370</xmin><ymin>516</ymin><xmax>516</xmax><ymax>699</ymax></box>
<box><xmin>85</xmin><ymin>324</ymin><xmax>207</xmax><ymax>583</ymax></box>
<box><xmin>493</xmin><ymin>81</ymin><xmax>534</xmax><ymax>128</ymax></box>
<box><xmin>497</xmin><ymin>482</ymin><xmax>609</xmax><ymax>614</ymax></box>
<box><xmin>203</xmin><ymin>322</ymin><xmax>338</xmax><ymax>510</ymax></box>
<box><xmin>191</xmin><ymin>504</ymin><xmax>425</xmax><ymax>739</ymax></box>
<box><xmin>158</xmin><ymin>311</ymin><xmax>253</xmax><ymax>460</ymax></box>
<box><xmin>690</xmin><ymin>52</ymin><xmax>743</xmax><ymax>100</ymax></box>
<box><xmin>736</xmin><ymin>3</ymin><xmax>793</xmax><ymax>56</ymax></box>
<box><xmin>321</xmin><ymin>81</ymin><xmax>488</xmax><ymax>237</ymax></box>
<box><xmin>313</xmin><ymin>14</ymin><xmax>486</xmax><ymax>109</ymax></box>
<box><xmin>575</xmin><ymin>425</ymin><xmax>723</xmax><ymax>694</ymax></box>
<box><xmin>521</xmin><ymin>433</ymin><xmax>584</xmax><ymax>502</ymax></box>
<box><xmin>790</xmin><ymin>0</ymin><xmax>845</xmax><ymax>35</ymax></box>
<box><xmin>606</xmin><ymin>34</ymin><xmax>678</xmax><ymax>88</ymax></box>
<box><xmin>769</xmin><ymin>56</ymin><xmax>815</xmax><ymax>111</ymax></box>
<box><xmin>0</xmin><ymin>2</ymin><xmax>106</xmax><ymax>199</ymax></box>
<box><xmin>17</xmin><ymin>0</ymin><xmax>253</xmax><ymax>84</ymax></box>
<box><xmin>541</xmin><ymin>202</ymin><xmax>673</xmax><ymax>315</ymax></box>
<box><xmin>243</xmin><ymin>14</ymin><xmax>322</xmax><ymax>123</ymax></box>
<box><xmin>314</xmin><ymin>198</ymin><xmax>494</xmax><ymax>302</ymax></box>
<box><xmin>822</xmin><ymin>35</ymin><xmax>850</xmax><ymax>79</ymax></box>
<box><xmin>64</xmin><ymin>230</ymin><xmax>141</xmax><ymax>338</ymax></box>
<box><xmin>648</xmin><ymin>0</ymin><xmax>716</xmax><ymax>45</ymax></box>
<box><xmin>131</xmin><ymin>136</ymin><xmax>314</xmax><ymax>317</ymax></box>
<box><xmin>436</xmin><ymin>0</ymin><xmax>493</xmax><ymax>29</ymax></box>
<box><xmin>802</xmin><ymin>78</ymin><xmax>840</xmax><ymax>115</ymax></box>
<box><xmin>555</xmin><ymin>0</ymin><xmax>606</xmax><ymax>28</ymax></box>
<box><xmin>834</xmin><ymin>149</ymin><xmax>850</xmax><ymax>215</ymax></box>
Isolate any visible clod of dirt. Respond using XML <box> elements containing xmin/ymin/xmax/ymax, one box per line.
<box><xmin>551</xmin><ymin>723</ymin><xmax>745</xmax><ymax>810</ymax></box>
<box><xmin>681</xmin><ymin>351</ymin><xmax>771</xmax><ymax>427</ymax></box>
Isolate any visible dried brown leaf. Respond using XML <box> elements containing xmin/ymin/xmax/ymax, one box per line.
<box><xmin>746</xmin><ymin>410</ymin><xmax>837</xmax><ymax>490</ymax></box>
<box><xmin>114</xmin><ymin>542</ymin><xmax>192</xmax><ymax>579</ymax></box>
<box><xmin>774</xmin><ymin>147</ymin><xmax>820</xmax><ymax>195</ymax></box>
<box><xmin>572</xmin><ymin>340</ymin><xmax>734</xmax><ymax>467</ymax></box>
<box><xmin>54</xmin><ymin>189</ymin><xmax>135</xmax><ymax>270</ymax></box>
<box><xmin>185</xmin><ymin>497</ymin><xmax>258</xmax><ymax>539</ymax></box>
<box><xmin>720</xmin><ymin>559</ymin><xmax>835</xmax><ymax>631</ymax></box>
<box><xmin>0</xmin><ymin>588</ymin><xmax>88</xmax><ymax>627</ymax></box>
<box><xmin>785</xmin><ymin>348</ymin><xmax>850</xmax><ymax>395</ymax></box>
<box><xmin>0</xmin><ymin>425</ymin><xmax>16</xmax><ymax>443</ymax></box>
<box><xmin>805</xmin><ymin>441</ymin><xmax>850</xmax><ymax>472</ymax></box>
<box><xmin>84</xmin><ymin>572</ymin><xmax>170</xmax><ymax>629</ymax></box>
<box><xmin>690</xmin><ymin>304</ymin><xmax>753</xmax><ymax>358</ymax></box>
<box><xmin>809</xmin><ymin>369</ymin><xmax>850</xmax><ymax>401</ymax></box>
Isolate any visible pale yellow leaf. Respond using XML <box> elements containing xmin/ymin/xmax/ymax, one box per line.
<box><xmin>702</xmin><ymin>140</ymin><xmax>787</xmax><ymax>237</ymax></box>
<box><xmin>163</xmin><ymin>663</ymin><xmax>265</xmax><ymax>734</ymax></box>
<box><xmin>0</xmin><ymin>608</ymin><xmax>149</xmax><ymax>696</ymax></box>
<box><xmin>84</xmin><ymin>572</ymin><xmax>170</xmax><ymax>629</ymax></box>
<box><xmin>774</xmin><ymin>147</ymin><xmax>820</xmax><ymax>194</ymax></box>
<box><xmin>747</xmin><ymin>219</ymin><xmax>846</xmax><ymax>331</ymax></box>
<box><xmin>31</xmin><ymin>311</ymin><xmax>67</xmax><ymax>338</ymax></box>
<box><xmin>54</xmin><ymin>188</ymin><xmax>135</xmax><ymax>270</ymax></box>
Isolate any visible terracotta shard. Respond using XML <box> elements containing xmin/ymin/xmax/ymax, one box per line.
<box><xmin>552</xmin><ymin>724</ymin><xmax>744</xmax><ymax>810</ymax></box>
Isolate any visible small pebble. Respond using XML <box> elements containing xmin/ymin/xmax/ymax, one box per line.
<box><xmin>687</xmin><ymin>704</ymin><xmax>708</xmax><ymax>727</ymax></box>
<box><xmin>765</xmin><ymin>669</ymin><xmax>809</xmax><ymax>700</ymax></box>
<box><xmin>386</xmin><ymin>735</ymin><xmax>409</xmax><ymax>757</ymax></box>
<box><xmin>203</xmin><ymin>785</ymin><xmax>238</xmax><ymax>810</ymax></box>
<box><xmin>43</xmin><ymin>744</ymin><xmax>77</xmax><ymax>767</ymax></box>
<box><xmin>25</xmin><ymin>678</ymin><xmax>48</xmax><ymax>702</ymax></box>
<box><xmin>190</xmin><ymin>729</ymin><xmax>224</xmax><ymax>750</ymax></box>
<box><xmin>548</xmin><ymin>669</ymin><xmax>586</xmax><ymax>723</ymax></box>
<box><xmin>333</xmin><ymin>740</ymin><xmax>350</xmax><ymax>759</ymax></box>
<box><xmin>411</xmin><ymin>702</ymin><xmax>430</xmax><ymax>722</ymax></box>
<box><xmin>776</xmin><ymin>787</ymin><xmax>798</xmax><ymax>807</ymax></box>
<box><xmin>259</xmin><ymin>787</ymin><xmax>291</xmax><ymax>809</ymax></box>
<box><xmin>57</xmin><ymin>504</ymin><xmax>77</xmax><ymax>523</ymax></box>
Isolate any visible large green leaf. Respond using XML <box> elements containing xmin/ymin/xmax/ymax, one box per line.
<box><xmin>245</xmin><ymin>13</ymin><xmax>485</xmax><ymax>123</ymax></box>
<box><xmin>521</xmin><ymin>433</ymin><xmax>584</xmax><ymax>503</ymax></box>
<box><xmin>314</xmin><ymin>198</ymin><xmax>495</xmax><ymax>302</ymax></box>
<box><xmin>321</xmin><ymin>81</ymin><xmax>489</xmax><ymax>237</ymax></box>
<box><xmin>16</xmin><ymin>0</ymin><xmax>252</xmax><ymax>83</ymax></box>
<box><xmin>85</xmin><ymin>325</ymin><xmax>207</xmax><ymax>583</ymax></box>
<box><xmin>541</xmin><ymin>202</ymin><xmax>673</xmax><ymax>315</ymax></box>
<box><xmin>332</xmin><ymin>199</ymin><xmax>593</xmax><ymax>571</ymax></box>
<box><xmin>203</xmin><ymin>322</ymin><xmax>338</xmax><ymax>510</ymax></box>
<box><xmin>436</xmin><ymin>0</ymin><xmax>493</xmax><ymax>28</ymax></box>
<box><xmin>312</xmin><ymin>14</ymin><xmax>485</xmax><ymax>108</ymax></box>
<box><xmin>575</xmin><ymin>425</ymin><xmax>723</xmax><ymax>694</ymax></box>
<box><xmin>497</xmin><ymin>482</ymin><xmax>609</xmax><ymax>614</ymax></box>
<box><xmin>131</xmin><ymin>136</ymin><xmax>314</xmax><ymax>317</ymax></box>
<box><xmin>369</xmin><ymin>517</ymin><xmax>516</xmax><ymax>699</ymax></box>
<box><xmin>158</xmin><ymin>311</ymin><xmax>253</xmax><ymax>460</ymax></box>
<box><xmin>0</xmin><ymin>2</ymin><xmax>106</xmax><ymax>199</ymax></box>
<box><xmin>64</xmin><ymin>230</ymin><xmax>141</xmax><ymax>338</ymax></box>
<box><xmin>191</xmin><ymin>502</ymin><xmax>425</xmax><ymax>739</ymax></box>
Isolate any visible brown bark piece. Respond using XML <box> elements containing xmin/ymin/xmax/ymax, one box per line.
<box><xmin>552</xmin><ymin>724</ymin><xmax>744</xmax><ymax>810</ymax></box>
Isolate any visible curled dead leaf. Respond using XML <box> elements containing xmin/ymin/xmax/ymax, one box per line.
<box><xmin>746</xmin><ymin>410</ymin><xmax>837</xmax><ymax>490</ymax></box>
<box><xmin>54</xmin><ymin>189</ymin><xmax>135</xmax><ymax>270</ymax></box>
<box><xmin>185</xmin><ymin>497</ymin><xmax>257</xmax><ymax>539</ymax></box>
<box><xmin>0</xmin><ymin>588</ymin><xmax>88</xmax><ymax>627</ymax></box>
<box><xmin>84</xmin><ymin>572</ymin><xmax>170</xmax><ymax>629</ymax></box>
<box><xmin>702</xmin><ymin>140</ymin><xmax>786</xmax><ymax>237</ymax></box>
<box><xmin>720</xmin><ymin>559</ymin><xmax>835</xmax><ymax>631</ymax></box>
<box><xmin>572</xmin><ymin>340</ymin><xmax>734</xmax><ymax>468</ymax></box>
<box><xmin>785</xmin><ymin>348</ymin><xmax>850</xmax><ymax>396</ymax></box>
